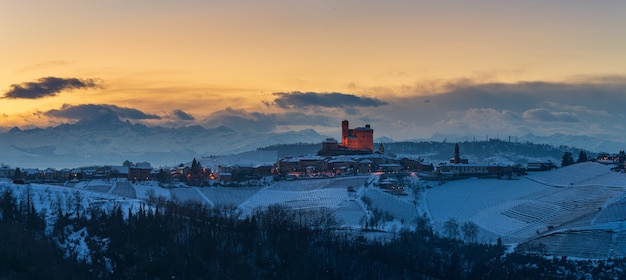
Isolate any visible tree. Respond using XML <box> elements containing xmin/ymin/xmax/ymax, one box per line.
<box><xmin>191</xmin><ymin>158</ymin><xmax>199</xmax><ymax>173</ymax></box>
<box><xmin>577</xmin><ymin>150</ymin><xmax>588</xmax><ymax>163</ymax></box>
<box><xmin>461</xmin><ymin>221</ymin><xmax>479</xmax><ymax>243</ymax></box>
<box><xmin>561</xmin><ymin>152</ymin><xmax>574</xmax><ymax>167</ymax></box>
<box><xmin>156</xmin><ymin>168</ymin><xmax>169</xmax><ymax>183</ymax></box>
<box><xmin>360</xmin><ymin>195</ymin><xmax>373</xmax><ymax>210</ymax></box>
<box><xmin>12</xmin><ymin>168</ymin><xmax>21</xmax><ymax>180</ymax></box>
<box><xmin>443</xmin><ymin>217</ymin><xmax>460</xmax><ymax>239</ymax></box>
<box><xmin>122</xmin><ymin>160</ymin><xmax>133</xmax><ymax>167</ymax></box>
<box><xmin>1</xmin><ymin>189</ymin><xmax>17</xmax><ymax>223</ymax></box>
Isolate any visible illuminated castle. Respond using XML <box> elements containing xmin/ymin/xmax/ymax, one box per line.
<box><xmin>341</xmin><ymin>120</ymin><xmax>374</xmax><ymax>152</ymax></box>
<box><xmin>319</xmin><ymin>120</ymin><xmax>374</xmax><ymax>155</ymax></box>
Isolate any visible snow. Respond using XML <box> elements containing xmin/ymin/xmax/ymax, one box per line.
<box><xmin>361</xmin><ymin>187</ymin><xmax>418</xmax><ymax>224</ymax></box>
<box><xmin>170</xmin><ymin>187</ymin><xmax>206</xmax><ymax>204</ymax></box>
<box><xmin>197</xmin><ymin>186</ymin><xmax>261</xmax><ymax>207</ymax></box>
<box><xmin>57</xmin><ymin>226</ymin><xmax>98</xmax><ymax>265</ymax></box>
<box><xmin>132</xmin><ymin>180</ymin><xmax>171</xmax><ymax>200</ymax></box>
<box><xmin>333</xmin><ymin>200</ymin><xmax>366</xmax><ymax>228</ymax></box>
<box><xmin>4</xmin><ymin>160</ymin><xmax>626</xmax><ymax>260</ymax></box>
<box><xmin>423</xmin><ymin>162</ymin><xmax>626</xmax><ymax>258</ymax></box>
<box><xmin>526</xmin><ymin>161</ymin><xmax>613</xmax><ymax>187</ymax></box>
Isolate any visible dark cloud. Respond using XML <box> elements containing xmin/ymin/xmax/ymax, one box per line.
<box><xmin>203</xmin><ymin>107</ymin><xmax>335</xmax><ymax>133</ymax></box>
<box><xmin>344</xmin><ymin>76</ymin><xmax>626</xmax><ymax>142</ymax></box>
<box><xmin>3</xmin><ymin>77</ymin><xmax>101</xmax><ymax>99</ymax></box>
<box><xmin>172</xmin><ymin>109</ymin><xmax>195</xmax><ymax>121</ymax></box>
<box><xmin>45</xmin><ymin>104</ymin><xmax>161</xmax><ymax>121</ymax></box>
<box><xmin>421</xmin><ymin>79</ymin><xmax>626</xmax><ymax>113</ymax></box>
<box><xmin>272</xmin><ymin>91</ymin><xmax>388</xmax><ymax>109</ymax></box>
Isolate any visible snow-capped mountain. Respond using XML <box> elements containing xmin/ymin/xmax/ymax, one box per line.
<box><xmin>0</xmin><ymin>116</ymin><xmax>327</xmax><ymax>168</ymax></box>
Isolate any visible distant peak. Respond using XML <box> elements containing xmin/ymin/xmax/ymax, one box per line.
<box><xmin>75</xmin><ymin>111</ymin><xmax>125</xmax><ymax>127</ymax></box>
<box><xmin>8</xmin><ymin>126</ymin><xmax>22</xmax><ymax>133</ymax></box>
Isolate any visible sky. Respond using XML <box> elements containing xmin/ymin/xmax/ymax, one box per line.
<box><xmin>1</xmin><ymin>0</ymin><xmax>626</xmax><ymax>142</ymax></box>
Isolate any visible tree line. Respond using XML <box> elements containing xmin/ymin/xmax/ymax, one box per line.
<box><xmin>1</xmin><ymin>187</ymin><xmax>626</xmax><ymax>279</ymax></box>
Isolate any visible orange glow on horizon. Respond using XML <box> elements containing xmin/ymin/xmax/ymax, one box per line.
<box><xmin>1</xmin><ymin>1</ymin><xmax>625</xmax><ymax>129</ymax></box>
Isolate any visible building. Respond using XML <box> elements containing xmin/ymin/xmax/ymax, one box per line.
<box><xmin>437</xmin><ymin>163</ymin><xmax>516</xmax><ymax>179</ymax></box>
<box><xmin>341</xmin><ymin>120</ymin><xmax>374</xmax><ymax>152</ymax></box>
<box><xmin>527</xmin><ymin>161</ymin><xmax>557</xmax><ymax>171</ymax></box>
<box><xmin>319</xmin><ymin>120</ymin><xmax>374</xmax><ymax>156</ymax></box>
<box><xmin>129</xmin><ymin>162</ymin><xmax>152</xmax><ymax>181</ymax></box>
<box><xmin>436</xmin><ymin>143</ymin><xmax>518</xmax><ymax>179</ymax></box>
<box><xmin>450</xmin><ymin>143</ymin><xmax>469</xmax><ymax>164</ymax></box>
<box><xmin>0</xmin><ymin>165</ymin><xmax>13</xmax><ymax>178</ymax></box>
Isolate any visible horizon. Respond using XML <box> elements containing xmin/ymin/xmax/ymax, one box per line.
<box><xmin>0</xmin><ymin>134</ymin><xmax>599</xmax><ymax>170</ymax></box>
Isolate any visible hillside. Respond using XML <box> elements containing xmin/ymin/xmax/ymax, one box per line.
<box><xmin>259</xmin><ymin>139</ymin><xmax>587</xmax><ymax>165</ymax></box>
<box><xmin>3</xmin><ymin>162</ymin><xmax>626</xmax><ymax>277</ymax></box>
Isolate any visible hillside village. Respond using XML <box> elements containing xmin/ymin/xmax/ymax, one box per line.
<box><xmin>5</xmin><ymin>121</ymin><xmax>626</xmax><ymax>278</ymax></box>
<box><xmin>2</xmin><ymin>120</ymin><xmax>624</xmax><ymax>187</ymax></box>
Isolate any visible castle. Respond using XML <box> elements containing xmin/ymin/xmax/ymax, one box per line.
<box><xmin>319</xmin><ymin>120</ymin><xmax>374</xmax><ymax>155</ymax></box>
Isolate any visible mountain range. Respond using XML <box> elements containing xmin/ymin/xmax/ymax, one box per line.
<box><xmin>0</xmin><ymin>115</ymin><xmax>327</xmax><ymax>169</ymax></box>
<box><xmin>2</xmin><ymin>114</ymin><xmax>624</xmax><ymax>169</ymax></box>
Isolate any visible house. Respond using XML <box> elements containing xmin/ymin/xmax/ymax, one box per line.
<box><xmin>108</xmin><ymin>165</ymin><xmax>129</xmax><ymax>178</ymax></box>
<box><xmin>128</xmin><ymin>162</ymin><xmax>152</xmax><ymax>181</ymax></box>
<box><xmin>437</xmin><ymin>162</ymin><xmax>516</xmax><ymax>179</ymax></box>
<box><xmin>379</xmin><ymin>163</ymin><xmax>402</xmax><ymax>173</ymax></box>
<box><xmin>527</xmin><ymin>161</ymin><xmax>557</xmax><ymax>171</ymax></box>
<box><xmin>596</xmin><ymin>153</ymin><xmax>624</xmax><ymax>164</ymax></box>
<box><xmin>0</xmin><ymin>165</ymin><xmax>13</xmax><ymax>178</ymax></box>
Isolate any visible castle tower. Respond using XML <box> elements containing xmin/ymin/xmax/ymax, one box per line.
<box><xmin>341</xmin><ymin>120</ymin><xmax>349</xmax><ymax>146</ymax></box>
<box><xmin>454</xmin><ymin>143</ymin><xmax>460</xmax><ymax>163</ymax></box>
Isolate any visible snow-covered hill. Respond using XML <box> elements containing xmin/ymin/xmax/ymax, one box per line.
<box><xmin>423</xmin><ymin>162</ymin><xmax>626</xmax><ymax>258</ymax></box>
<box><xmin>3</xmin><ymin>161</ymin><xmax>626</xmax><ymax>260</ymax></box>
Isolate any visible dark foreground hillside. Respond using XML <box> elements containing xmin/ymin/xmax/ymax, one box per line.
<box><xmin>0</xmin><ymin>188</ymin><xmax>624</xmax><ymax>279</ymax></box>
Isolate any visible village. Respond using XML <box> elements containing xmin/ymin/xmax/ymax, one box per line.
<box><xmin>2</xmin><ymin>120</ymin><xmax>625</xmax><ymax>189</ymax></box>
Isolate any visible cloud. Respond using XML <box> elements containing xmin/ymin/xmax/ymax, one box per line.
<box><xmin>3</xmin><ymin>77</ymin><xmax>101</xmax><ymax>99</ymax></box>
<box><xmin>15</xmin><ymin>61</ymin><xmax>70</xmax><ymax>73</ymax></box>
<box><xmin>342</xmin><ymin>76</ymin><xmax>626</xmax><ymax>141</ymax></box>
<box><xmin>432</xmin><ymin>108</ymin><xmax>524</xmax><ymax>136</ymax></box>
<box><xmin>522</xmin><ymin>109</ymin><xmax>578</xmax><ymax>123</ymax></box>
<box><xmin>45</xmin><ymin>104</ymin><xmax>161</xmax><ymax>121</ymax></box>
<box><xmin>272</xmin><ymin>91</ymin><xmax>388</xmax><ymax>109</ymax></box>
<box><xmin>171</xmin><ymin>109</ymin><xmax>195</xmax><ymax>121</ymax></box>
<box><xmin>543</xmin><ymin>102</ymin><xmax>610</xmax><ymax>117</ymax></box>
<box><xmin>203</xmin><ymin>107</ymin><xmax>335</xmax><ymax>133</ymax></box>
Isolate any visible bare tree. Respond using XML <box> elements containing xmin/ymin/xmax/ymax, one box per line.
<box><xmin>461</xmin><ymin>221</ymin><xmax>479</xmax><ymax>243</ymax></box>
<box><xmin>443</xmin><ymin>217</ymin><xmax>460</xmax><ymax>240</ymax></box>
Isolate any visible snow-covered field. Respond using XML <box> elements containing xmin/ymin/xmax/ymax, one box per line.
<box><xmin>4</xmin><ymin>161</ymin><xmax>626</xmax><ymax>259</ymax></box>
<box><xmin>423</xmin><ymin>162</ymin><xmax>626</xmax><ymax>258</ymax></box>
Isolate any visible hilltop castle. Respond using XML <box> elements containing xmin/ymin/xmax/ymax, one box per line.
<box><xmin>319</xmin><ymin>120</ymin><xmax>374</xmax><ymax>156</ymax></box>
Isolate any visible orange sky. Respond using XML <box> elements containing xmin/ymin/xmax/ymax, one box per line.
<box><xmin>1</xmin><ymin>0</ymin><xmax>625</xmax><ymax>133</ymax></box>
